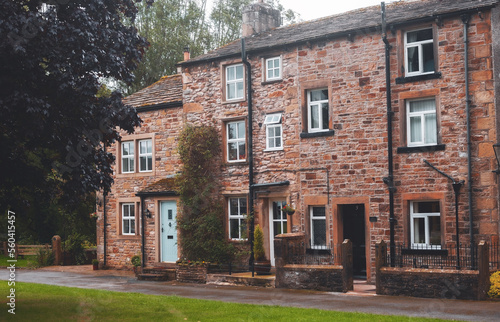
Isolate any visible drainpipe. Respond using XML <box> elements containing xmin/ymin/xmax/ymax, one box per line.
<box><xmin>242</xmin><ymin>39</ymin><xmax>255</xmax><ymax>271</ymax></box>
<box><xmin>381</xmin><ymin>2</ymin><xmax>396</xmax><ymax>267</ymax></box>
<box><xmin>140</xmin><ymin>195</ymin><xmax>146</xmax><ymax>269</ymax></box>
<box><xmin>462</xmin><ymin>14</ymin><xmax>474</xmax><ymax>263</ymax></box>
<box><xmin>103</xmin><ymin>190</ymin><xmax>107</xmax><ymax>267</ymax></box>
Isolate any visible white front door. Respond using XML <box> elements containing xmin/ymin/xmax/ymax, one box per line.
<box><xmin>160</xmin><ymin>201</ymin><xmax>177</xmax><ymax>262</ymax></box>
<box><xmin>269</xmin><ymin>200</ymin><xmax>287</xmax><ymax>266</ymax></box>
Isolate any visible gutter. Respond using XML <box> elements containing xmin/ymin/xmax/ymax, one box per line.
<box><xmin>382</xmin><ymin>2</ymin><xmax>396</xmax><ymax>267</ymax></box>
<box><xmin>135</xmin><ymin>101</ymin><xmax>183</xmax><ymax>113</ymax></box>
<box><xmin>242</xmin><ymin>39</ymin><xmax>255</xmax><ymax>271</ymax></box>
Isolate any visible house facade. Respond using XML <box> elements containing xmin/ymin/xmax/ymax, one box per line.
<box><xmin>97</xmin><ymin>0</ymin><xmax>500</xmax><ymax>282</ymax></box>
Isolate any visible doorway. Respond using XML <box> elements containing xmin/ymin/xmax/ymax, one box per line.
<box><xmin>340</xmin><ymin>204</ymin><xmax>366</xmax><ymax>279</ymax></box>
<box><xmin>160</xmin><ymin>201</ymin><xmax>177</xmax><ymax>262</ymax></box>
<box><xmin>269</xmin><ymin>200</ymin><xmax>287</xmax><ymax>266</ymax></box>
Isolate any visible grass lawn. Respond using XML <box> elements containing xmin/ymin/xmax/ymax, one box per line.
<box><xmin>0</xmin><ymin>255</ymin><xmax>36</xmax><ymax>268</ymax></box>
<box><xmin>0</xmin><ymin>282</ymin><xmax>447</xmax><ymax>321</ymax></box>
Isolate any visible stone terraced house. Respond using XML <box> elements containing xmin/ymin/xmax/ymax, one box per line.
<box><xmin>97</xmin><ymin>0</ymin><xmax>500</xmax><ymax>283</ymax></box>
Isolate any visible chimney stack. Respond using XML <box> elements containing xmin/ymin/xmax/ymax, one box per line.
<box><xmin>242</xmin><ymin>0</ymin><xmax>281</xmax><ymax>37</ymax></box>
<box><xmin>183</xmin><ymin>46</ymin><xmax>190</xmax><ymax>61</ymax></box>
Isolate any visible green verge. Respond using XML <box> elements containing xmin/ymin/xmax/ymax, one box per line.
<box><xmin>0</xmin><ymin>282</ymin><xmax>447</xmax><ymax>321</ymax></box>
<box><xmin>0</xmin><ymin>255</ymin><xmax>36</xmax><ymax>268</ymax></box>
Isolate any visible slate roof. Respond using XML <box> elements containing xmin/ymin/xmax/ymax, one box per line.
<box><xmin>123</xmin><ymin>74</ymin><xmax>182</xmax><ymax>110</ymax></box>
<box><xmin>182</xmin><ymin>0</ymin><xmax>498</xmax><ymax>65</ymax></box>
<box><xmin>136</xmin><ymin>178</ymin><xmax>178</xmax><ymax>196</ymax></box>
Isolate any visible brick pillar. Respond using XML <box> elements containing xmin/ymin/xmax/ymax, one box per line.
<box><xmin>52</xmin><ymin>235</ymin><xmax>62</xmax><ymax>266</ymax></box>
<box><xmin>477</xmin><ymin>240</ymin><xmax>490</xmax><ymax>300</ymax></box>
<box><xmin>375</xmin><ymin>240</ymin><xmax>387</xmax><ymax>295</ymax></box>
<box><xmin>342</xmin><ymin>239</ymin><xmax>353</xmax><ymax>292</ymax></box>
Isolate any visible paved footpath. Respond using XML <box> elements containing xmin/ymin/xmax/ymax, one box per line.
<box><xmin>1</xmin><ymin>266</ymin><xmax>499</xmax><ymax>321</ymax></box>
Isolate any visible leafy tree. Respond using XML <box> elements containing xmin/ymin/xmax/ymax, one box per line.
<box><xmin>0</xmin><ymin>1</ymin><xmax>147</xmax><ymax>241</ymax></box>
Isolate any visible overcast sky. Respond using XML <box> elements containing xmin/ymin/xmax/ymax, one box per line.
<box><xmin>279</xmin><ymin>0</ymin><xmax>400</xmax><ymax>21</ymax></box>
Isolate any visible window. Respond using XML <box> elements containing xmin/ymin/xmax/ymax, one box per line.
<box><xmin>121</xmin><ymin>141</ymin><xmax>134</xmax><ymax>173</ymax></box>
<box><xmin>139</xmin><ymin>139</ymin><xmax>152</xmax><ymax>172</ymax></box>
<box><xmin>307</xmin><ymin>89</ymin><xmax>329</xmax><ymax>132</ymax></box>
<box><xmin>226</xmin><ymin>64</ymin><xmax>244</xmax><ymax>100</ymax></box>
<box><xmin>407</xmin><ymin>98</ymin><xmax>437</xmax><ymax>146</ymax></box>
<box><xmin>310</xmin><ymin>206</ymin><xmax>326</xmax><ymax>248</ymax></box>
<box><xmin>264</xmin><ymin>113</ymin><xmax>282</xmax><ymax>151</ymax></box>
<box><xmin>265</xmin><ymin>57</ymin><xmax>281</xmax><ymax>81</ymax></box>
<box><xmin>228</xmin><ymin>197</ymin><xmax>247</xmax><ymax>240</ymax></box>
<box><xmin>405</xmin><ymin>28</ymin><xmax>435</xmax><ymax>76</ymax></box>
<box><xmin>122</xmin><ymin>203</ymin><xmax>136</xmax><ymax>235</ymax></box>
<box><xmin>227</xmin><ymin>121</ymin><xmax>246</xmax><ymax>162</ymax></box>
<box><xmin>410</xmin><ymin>201</ymin><xmax>441</xmax><ymax>248</ymax></box>
<box><xmin>119</xmin><ymin>137</ymin><xmax>154</xmax><ymax>174</ymax></box>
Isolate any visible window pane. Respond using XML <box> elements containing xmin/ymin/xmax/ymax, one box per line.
<box><xmin>424</xmin><ymin>113</ymin><xmax>437</xmax><ymax>144</ymax></box>
<box><xmin>310</xmin><ymin>89</ymin><xmax>328</xmax><ymax>101</ymax></box>
<box><xmin>321</xmin><ymin>102</ymin><xmax>329</xmax><ymax>130</ymax></box>
<box><xmin>130</xmin><ymin>219</ymin><xmax>135</xmax><ymax>234</ymax></box>
<box><xmin>407</xmin><ymin>29</ymin><xmax>432</xmax><ymax>43</ymax></box>
<box><xmin>124</xmin><ymin>220</ymin><xmax>130</xmax><ymax>234</ymax></box>
<box><xmin>228</xmin><ymin>123</ymin><xmax>237</xmax><ymax>139</ymax></box>
<box><xmin>407</xmin><ymin>46</ymin><xmax>419</xmax><ymax>73</ymax></box>
<box><xmin>311</xmin><ymin>105</ymin><xmax>319</xmax><ymax>129</ymax></box>
<box><xmin>227</xmin><ymin>83</ymin><xmax>235</xmax><ymax>99</ymax></box>
<box><xmin>238</xmin><ymin>141</ymin><xmax>246</xmax><ymax>159</ymax></box>
<box><xmin>313</xmin><ymin>207</ymin><xmax>325</xmax><ymax>217</ymax></box>
<box><xmin>230</xmin><ymin>198</ymin><xmax>238</xmax><ymax>215</ymax></box>
<box><xmin>422</xmin><ymin>43</ymin><xmax>435</xmax><ymax>72</ymax></box>
<box><xmin>313</xmin><ymin>219</ymin><xmax>326</xmax><ymax>246</ymax></box>
<box><xmin>140</xmin><ymin>156</ymin><xmax>146</xmax><ymax>171</ymax></box>
<box><xmin>410</xmin><ymin>99</ymin><xmax>435</xmax><ymax>113</ymax></box>
<box><xmin>237</xmin><ymin>121</ymin><xmax>245</xmax><ymax>138</ymax></box>
<box><xmin>410</xmin><ymin>116</ymin><xmax>422</xmax><ymax>143</ymax></box>
<box><xmin>230</xmin><ymin>219</ymin><xmax>239</xmax><ymax>239</ymax></box>
<box><xmin>275</xmin><ymin>137</ymin><xmax>281</xmax><ymax>148</ymax></box>
<box><xmin>415</xmin><ymin>201</ymin><xmax>440</xmax><ymax>213</ymax></box>
<box><xmin>275</xmin><ymin>126</ymin><xmax>281</xmax><ymax>136</ymax></box>
<box><xmin>429</xmin><ymin>216</ymin><xmax>441</xmax><ymax>245</ymax></box>
<box><xmin>147</xmin><ymin>157</ymin><xmax>152</xmax><ymax>171</ymax></box>
<box><xmin>236</xmin><ymin>65</ymin><xmax>243</xmax><ymax>79</ymax></box>
<box><xmin>274</xmin><ymin>221</ymin><xmax>282</xmax><ymax>235</ymax></box>
<box><xmin>123</xmin><ymin>159</ymin><xmax>129</xmax><ymax>173</ymax></box>
<box><xmin>228</xmin><ymin>142</ymin><xmax>237</xmax><ymax>160</ymax></box>
<box><xmin>236</xmin><ymin>81</ymin><xmax>244</xmax><ymax>98</ymax></box>
<box><xmin>227</xmin><ymin>66</ymin><xmax>235</xmax><ymax>81</ymax></box>
<box><xmin>413</xmin><ymin>217</ymin><xmax>425</xmax><ymax>244</ymax></box>
<box><xmin>239</xmin><ymin>198</ymin><xmax>247</xmax><ymax>214</ymax></box>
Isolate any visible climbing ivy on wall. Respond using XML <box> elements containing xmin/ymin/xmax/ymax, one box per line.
<box><xmin>176</xmin><ymin>125</ymin><xmax>235</xmax><ymax>263</ymax></box>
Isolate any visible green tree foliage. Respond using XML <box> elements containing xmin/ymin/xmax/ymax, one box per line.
<box><xmin>253</xmin><ymin>225</ymin><xmax>266</xmax><ymax>261</ymax></box>
<box><xmin>176</xmin><ymin>125</ymin><xmax>234</xmax><ymax>263</ymax></box>
<box><xmin>0</xmin><ymin>1</ymin><xmax>147</xmax><ymax>242</ymax></box>
<box><xmin>128</xmin><ymin>0</ymin><xmax>299</xmax><ymax>93</ymax></box>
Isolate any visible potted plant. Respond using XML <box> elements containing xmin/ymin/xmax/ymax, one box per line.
<box><xmin>131</xmin><ymin>254</ymin><xmax>141</xmax><ymax>275</ymax></box>
<box><xmin>253</xmin><ymin>225</ymin><xmax>271</xmax><ymax>275</ymax></box>
<box><xmin>283</xmin><ymin>204</ymin><xmax>295</xmax><ymax>216</ymax></box>
<box><xmin>92</xmin><ymin>259</ymin><xmax>99</xmax><ymax>270</ymax></box>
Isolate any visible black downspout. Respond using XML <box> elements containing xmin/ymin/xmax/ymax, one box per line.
<box><xmin>382</xmin><ymin>2</ymin><xmax>396</xmax><ymax>267</ymax></box>
<box><xmin>103</xmin><ymin>190</ymin><xmax>107</xmax><ymax>267</ymax></box>
<box><xmin>462</xmin><ymin>14</ymin><xmax>475</xmax><ymax>265</ymax></box>
<box><xmin>242</xmin><ymin>39</ymin><xmax>255</xmax><ymax>274</ymax></box>
<box><xmin>140</xmin><ymin>196</ymin><xmax>146</xmax><ymax>269</ymax></box>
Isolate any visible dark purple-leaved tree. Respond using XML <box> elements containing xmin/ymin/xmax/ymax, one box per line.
<box><xmin>0</xmin><ymin>0</ymin><xmax>147</xmax><ymax>241</ymax></box>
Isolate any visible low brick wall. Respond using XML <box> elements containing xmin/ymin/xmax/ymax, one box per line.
<box><xmin>176</xmin><ymin>265</ymin><xmax>207</xmax><ymax>283</ymax></box>
<box><xmin>378</xmin><ymin>267</ymin><xmax>480</xmax><ymax>300</ymax></box>
<box><xmin>276</xmin><ymin>264</ymin><xmax>346</xmax><ymax>292</ymax></box>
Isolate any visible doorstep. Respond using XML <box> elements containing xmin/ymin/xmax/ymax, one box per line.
<box><xmin>207</xmin><ymin>272</ymin><xmax>275</xmax><ymax>288</ymax></box>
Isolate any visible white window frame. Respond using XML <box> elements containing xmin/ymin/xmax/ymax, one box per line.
<box><xmin>121</xmin><ymin>141</ymin><xmax>135</xmax><ymax>174</ymax></box>
<box><xmin>225</xmin><ymin>64</ymin><xmax>244</xmax><ymax>101</ymax></box>
<box><xmin>228</xmin><ymin>197</ymin><xmax>247</xmax><ymax>240</ymax></box>
<box><xmin>265</xmin><ymin>56</ymin><xmax>281</xmax><ymax>81</ymax></box>
<box><xmin>404</xmin><ymin>28</ymin><xmax>435</xmax><ymax>77</ymax></box>
<box><xmin>406</xmin><ymin>98</ymin><xmax>437</xmax><ymax>147</ymax></box>
<box><xmin>138</xmin><ymin>139</ymin><xmax>152</xmax><ymax>172</ymax></box>
<box><xmin>307</xmin><ymin>89</ymin><xmax>329</xmax><ymax>133</ymax></box>
<box><xmin>226</xmin><ymin>120</ymin><xmax>246</xmax><ymax>162</ymax></box>
<box><xmin>310</xmin><ymin>206</ymin><xmax>327</xmax><ymax>249</ymax></box>
<box><xmin>122</xmin><ymin>203</ymin><xmax>136</xmax><ymax>235</ymax></box>
<box><xmin>410</xmin><ymin>201</ymin><xmax>441</xmax><ymax>249</ymax></box>
<box><xmin>264</xmin><ymin>113</ymin><xmax>283</xmax><ymax>151</ymax></box>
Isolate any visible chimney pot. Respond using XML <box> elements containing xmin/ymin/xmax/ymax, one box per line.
<box><xmin>183</xmin><ymin>46</ymin><xmax>190</xmax><ymax>61</ymax></box>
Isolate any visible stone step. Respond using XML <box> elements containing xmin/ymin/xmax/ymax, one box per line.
<box><xmin>206</xmin><ymin>273</ymin><xmax>275</xmax><ymax>288</ymax></box>
<box><xmin>137</xmin><ymin>273</ymin><xmax>170</xmax><ymax>281</ymax></box>
<box><xmin>138</xmin><ymin>267</ymin><xmax>176</xmax><ymax>281</ymax></box>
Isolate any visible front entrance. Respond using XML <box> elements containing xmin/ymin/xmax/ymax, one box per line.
<box><xmin>340</xmin><ymin>204</ymin><xmax>366</xmax><ymax>278</ymax></box>
<box><xmin>269</xmin><ymin>200</ymin><xmax>287</xmax><ymax>266</ymax></box>
<box><xmin>160</xmin><ymin>201</ymin><xmax>177</xmax><ymax>262</ymax></box>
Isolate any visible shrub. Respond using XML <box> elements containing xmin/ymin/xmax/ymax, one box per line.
<box><xmin>34</xmin><ymin>248</ymin><xmax>54</xmax><ymax>268</ymax></box>
<box><xmin>63</xmin><ymin>233</ymin><xmax>86</xmax><ymax>265</ymax></box>
<box><xmin>488</xmin><ymin>271</ymin><xmax>500</xmax><ymax>298</ymax></box>
<box><xmin>131</xmin><ymin>255</ymin><xmax>141</xmax><ymax>267</ymax></box>
<box><xmin>253</xmin><ymin>225</ymin><xmax>266</xmax><ymax>261</ymax></box>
